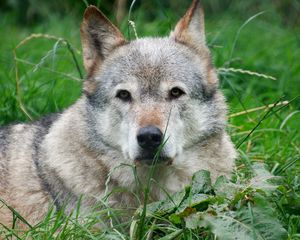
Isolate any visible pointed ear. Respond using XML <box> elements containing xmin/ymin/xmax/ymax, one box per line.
<box><xmin>170</xmin><ymin>0</ymin><xmax>206</xmax><ymax>51</ymax></box>
<box><xmin>80</xmin><ymin>6</ymin><xmax>126</xmax><ymax>73</ymax></box>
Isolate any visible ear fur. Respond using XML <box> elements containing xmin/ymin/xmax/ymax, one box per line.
<box><xmin>171</xmin><ymin>0</ymin><xmax>218</xmax><ymax>89</ymax></box>
<box><xmin>171</xmin><ymin>0</ymin><xmax>206</xmax><ymax>52</ymax></box>
<box><xmin>80</xmin><ymin>6</ymin><xmax>126</xmax><ymax>73</ymax></box>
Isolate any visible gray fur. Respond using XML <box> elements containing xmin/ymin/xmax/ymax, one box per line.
<box><xmin>0</xmin><ymin>126</ymin><xmax>10</xmax><ymax>154</ymax></box>
<box><xmin>31</xmin><ymin>114</ymin><xmax>78</xmax><ymax>211</ymax></box>
<box><xmin>0</xmin><ymin>126</ymin><xmax>10</xmax><ymax>187</ymax></box>
<box><xmin>0</xmin><ymin>1</ymin><xmax>236</xmax><ymax>227</ymax></box>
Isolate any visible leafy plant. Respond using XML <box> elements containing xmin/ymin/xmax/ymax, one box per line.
<box><xmin>131</xmin><ymin>165</ymin><xmax>288</xmax><ymax>239</ymax></box>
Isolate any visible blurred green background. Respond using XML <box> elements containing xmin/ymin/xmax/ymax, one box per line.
<box><xmin>1</xmin><ymin>0</ymin><xmax>300</xmax><ymax>27</ymax></box>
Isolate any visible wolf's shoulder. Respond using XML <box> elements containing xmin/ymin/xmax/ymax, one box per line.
<box><xmin>31</xmin><ymin>113</ymin><xmax>61</xmax><ymax>132</ymax></box>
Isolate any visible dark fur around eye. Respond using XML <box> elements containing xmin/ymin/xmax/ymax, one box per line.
<box><xmin>169</xmin><ymin>87</ymin><xmax>185</xmax><ymax>99</ymax></box>
<box><xmin>116</xmin><ymin>90</ymin><xmax>132</xmax><ymax>102</ymax></box>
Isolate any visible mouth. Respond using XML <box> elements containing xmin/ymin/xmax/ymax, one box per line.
<box><xmin>134</xmin><ymin>153</ymin><xmax>173</xmax><ymax>166</ymax></box>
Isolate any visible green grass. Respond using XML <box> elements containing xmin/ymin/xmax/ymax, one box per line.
<box><xmin>0</xmin><ymin>1</ymin><xmax>300</xmax><ymax>239</ymax></box>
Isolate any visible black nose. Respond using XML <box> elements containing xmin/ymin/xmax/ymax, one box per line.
<box><xmin>137</xmin><ymin>126</ymin><xmax>163</xmax><ymax>149</ymax></box>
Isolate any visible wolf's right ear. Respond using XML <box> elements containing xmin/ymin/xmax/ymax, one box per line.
<box><xmin>80</xmin><ymin>6</ymin><xmax>126</xmax><ymax>73</ymax></box>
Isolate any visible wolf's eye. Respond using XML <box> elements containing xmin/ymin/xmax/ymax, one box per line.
<box><xmin>116</xmin><ymin>90</ymin><xmax>132</xmax><ymax>102</ymax></box>
<box><xmin>169</xmin><ymin>87</ymin><xmax>185</xmax><ymax>99</ymax></box>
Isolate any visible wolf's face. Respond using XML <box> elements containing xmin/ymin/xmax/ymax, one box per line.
<box><xmin>81</xmin><ymin>1</ymin><xmax>227</xmax><ymax>165</ymax></box>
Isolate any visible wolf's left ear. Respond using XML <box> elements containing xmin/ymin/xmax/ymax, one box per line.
<box><xmin>170</xmin><ymin>0</ymin><xmax>206</xmax><ymax>51</ymax></box>
<box><xmin>80</xmin><ymin>6</ymin><xmax>126</xmax><ymax>73</ymax></box>
<box><xmin>171</xmin><ymin>0</ymin><xmax>219</xmax><ymax>90</ymax></box>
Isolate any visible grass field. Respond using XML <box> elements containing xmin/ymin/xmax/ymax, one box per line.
<box><xmin>0</xmin><ymin>0</ymin><xmax>300</xmax><ymax>239</ymax></box>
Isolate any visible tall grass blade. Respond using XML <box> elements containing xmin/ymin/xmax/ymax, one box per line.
<box><xmin>228</xmin><ymin>11</ymin><xmax>265</xmax><ymax>65</ymax></box>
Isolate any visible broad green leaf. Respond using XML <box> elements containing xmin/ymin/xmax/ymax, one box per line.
<box><xmin>185</xmin><ymin>212</ymin><xmax>206</xmax><ymax>229</ymax></box>
<box><xmin>204</xmin><ymin>193</ymin><xmax>287</xmax><ymax>240</ymax></box>
<box><xmin>214</xmin><ymin>175</ymin><xmax>242</xmax><ymax>199</ymax></box>
<box><xmin>146</xmin><ymin>189</ymin><xmax>186</xmax><ymax>216</ymax></box>
<box><xmin>250</xmin><ymin>163</ymin><xmax>282</xmax><ymax>193</ymax></box>
<box><xmin>204</xmin><ymin>212</ymin><xmax>257</xmax><ymax>240</ymax></box>
<box><xmin>169</xmin><ymin>213</ymin><xmax>181</xmax><ymax>224</ymax></box>
<box><xmin>190</xmin><ymin>170</ymin><xmax>212</xmax><ymax>195</ymax></box>
<box><xmin>176</xmin><ymin>194</ymin><xmax>212</xmax><ymax>217</ymax></box>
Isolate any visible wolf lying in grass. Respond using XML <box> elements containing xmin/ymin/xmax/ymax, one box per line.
<box><xmin>0</xmin><ymin>0</ymin><xmax>236</xmax><ymax>227</ymax></box>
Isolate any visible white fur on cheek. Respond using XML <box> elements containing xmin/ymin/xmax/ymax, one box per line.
<box><xmin>121</xmin><ymin>120</ymin><xmax>136</xmax><ymax>162</ymax></box>
<box><xmin>94</xmin><ymin>109</ymin><xmax>124</xmax><ymax>149</ymax></box>
<box><xmin>181</xmin><ymin>103</ymin><xmax>213</xmax><ymax>148</ymax></box>
<box><xmin>161</xmin><ymin>109</ymin><xmax>184</xmax><ymax>159</ymax></box>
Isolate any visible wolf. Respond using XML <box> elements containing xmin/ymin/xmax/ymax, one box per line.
<box><xmin>0</xmin><ymin>0</ymin><xmax>236</xmax><ymax>228</ymax></box>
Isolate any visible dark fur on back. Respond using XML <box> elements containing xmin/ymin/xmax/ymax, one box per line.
<box><xmin>0</xmin><ymin>126</ymin><xmax>11</xmax><ymax>187</ymax></box>
<box><xmin>29</xmin><ymin>114</ymin><xmax>78</xmax><ymax>211</ymax></box>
